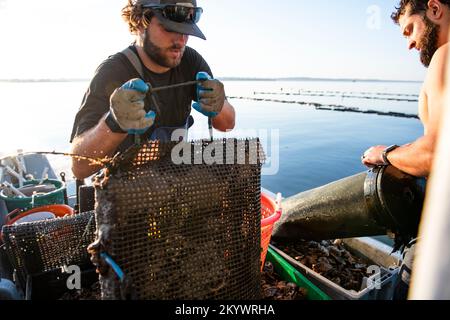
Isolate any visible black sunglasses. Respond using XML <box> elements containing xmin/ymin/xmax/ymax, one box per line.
<box><xmin>143</xmin><ymin>4</ymin><xmax>203</xmax><ymax>24</ymax></box>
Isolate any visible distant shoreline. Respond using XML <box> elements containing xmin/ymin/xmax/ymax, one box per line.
<box><xmin>0</xmin><ymin>77</ymin><xmax>422</xmax><ymax>83</ymax></box>
<box><xmin>220</xmin><ymin>77</ymin><xmax>422</xmax><ymax>83</ymax></box>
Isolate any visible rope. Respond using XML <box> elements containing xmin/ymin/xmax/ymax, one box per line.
<box><xmin>22</xmin><ymin>151</ymin><xmax>110</xmax><ymax>167</ymax></box>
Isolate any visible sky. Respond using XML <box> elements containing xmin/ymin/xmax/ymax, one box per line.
<box><xmin>0</xmin><ymin>0</ymin><xmax>427</xmax><ymax>81</ymax></box>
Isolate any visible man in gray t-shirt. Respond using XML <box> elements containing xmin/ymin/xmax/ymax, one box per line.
<box><xmin>70</xmin><ymin>0</ymin><xmax>235</xmax><ymax>180</ymax></box>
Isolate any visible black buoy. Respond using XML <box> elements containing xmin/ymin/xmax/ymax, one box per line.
<box><xmin>272</xmin><ymin>166</ymin><xmax>426</xmax><ymax>245</ymax></box>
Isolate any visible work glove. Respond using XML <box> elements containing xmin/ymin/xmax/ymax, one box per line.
<box><xmin>107</xmin><ymin>79</ymin><xmax>156</xmax><ymax>135</ymax></box>
<box><xmin>192</xmin><ymin>72</ymin><xmax>225</xmax><ymax>118</ymax></box>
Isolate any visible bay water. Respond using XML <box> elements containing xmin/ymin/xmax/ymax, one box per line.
<box><xmin>0</xmin><ymin>80</ymin><xmax>423</xmax><ymax>198</ymax></box>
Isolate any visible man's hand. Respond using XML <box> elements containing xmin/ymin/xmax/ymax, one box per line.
<box><xmin>108</xmin><ymin>78</ymin><xmax>156</xmax><ymax>134</ymax></box>
<box><xmin>192</xmin><ymin>72</ymin><xmax>225</xmax><ymax>117</ymax></box>
<box><xmin>362</xmin><ymin>145</ymin><xmax>387</xmax><ymax>167</ymax></box>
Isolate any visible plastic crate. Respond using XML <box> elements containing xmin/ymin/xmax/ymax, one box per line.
<box><xmin>270</xmin><ymin>238</ymin><xmax>400</xmax><ymax>300</ymax></box>
<box><xmin>266</xmin><ymin>247</ymin><xmax>331</xmax><ymax>300</ymax></box>
<box><xmin>0</xmin><ymin>179</ymin><xmax>66</xmax><ymax>212</ymax></box>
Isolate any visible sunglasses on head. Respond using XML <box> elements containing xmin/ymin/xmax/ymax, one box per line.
<box><xmin>143</xmin><ymin>4</ymin><xmax>203</xmax><ymax>24</ymax></box>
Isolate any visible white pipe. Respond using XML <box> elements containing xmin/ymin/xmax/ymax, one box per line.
<box><xmin>275</xmin><ymin>193</ymin><xmax>282</xmax><ymax>212</ymax></box>
<box><xmin>39</xmin><ymin>167</ymin><xmax>49</xmax><ymax>184</ymax></box>
<box><xmin>31</xmin><ymin>193</ymin><xmax>36</xmax><ymax>208</ymax></box>
<box><xmin>16</xmin><ymin>150</ymin><xmax>27</xmax><ymax>186</ymax></box>
<box><xmin>17</xmin><ymin>159</ymin><xmax>24</xmax><ymax>188</ymax></box>
<box><xmin>409</xmin><ymin>45</ymin><xmax>450</xmax><ymax>300</ymax></box>
<box><xmin>5</xmin><ymin>166</ymin><xmax>25</xmax><ymax>184</ymax></box>
<box><xmin>17</xmin><ymin>149</ymin><xmax>27</xmax><ymax>173</ymax></box>
<box><xmin>2</xmin><ymin>181</ymin><xmax>26</xmax><ymax>197</ymax></box>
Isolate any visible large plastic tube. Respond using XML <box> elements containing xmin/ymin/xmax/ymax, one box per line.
<box><xmin>272</xmin><ymin>166</ymin><xmax>425</xmax><ymax>243</ymax></box>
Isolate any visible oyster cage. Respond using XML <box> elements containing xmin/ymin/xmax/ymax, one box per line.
<box><xmin>2</xmin><ymin>211</ymin><xmax>96</xmax><ymax>289</ymax></box>
<box><xmin>91</xmin><ymin>138</ymin><xmax>265</xmax><ymax>300</ymax></box>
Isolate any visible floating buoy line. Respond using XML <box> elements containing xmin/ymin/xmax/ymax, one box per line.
<box><xmin>253</xmin><ymin>91</ymin><xmax>418</xmax><ymax>103</ymax></box>
<box><xmin>255</xmin><ymin>89</ymin><xmax>419</xmax><ymax>98</ymax></box>
<box><xmin>227</xmin><ymin>96</ymin><xmax>419</xmax><ymax>120</ymax></box>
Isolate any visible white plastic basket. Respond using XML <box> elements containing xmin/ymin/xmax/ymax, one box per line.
<box><xmin>270</xmin><ymin>237</ymin><xmax>401</xmax><ymax>300</ymax></box>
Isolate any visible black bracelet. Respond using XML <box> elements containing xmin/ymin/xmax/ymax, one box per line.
<box><xmin>105</xmin><ymin>111</ymin><xmax>127</xmax><ymax>134</ymax></box>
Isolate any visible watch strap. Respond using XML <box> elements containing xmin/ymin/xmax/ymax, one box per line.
<box><xmin>382</xmin><ymin>145</ymin><xmax>399</xmax><ymax>166</ymax></box>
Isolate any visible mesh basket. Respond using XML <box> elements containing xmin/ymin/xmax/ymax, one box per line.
<box><xmin>91</xmin><ymin>139</ymin><xmax>265</xmax><ymax>300</ymax></box>
<box><xmin>2</xmin><ymin>211</ymin><xmax>96</xmax><ymax>288</ymax></box>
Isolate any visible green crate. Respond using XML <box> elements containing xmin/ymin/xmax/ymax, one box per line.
<box><xmin>0</xmin><ymin>179</ymin><xmax>66</xmax><ymax>212</ymax></box>
<box><xmin>266</xmin><ymin>247</ymin><xmax>331</xmax><ymax>300</ymax></box>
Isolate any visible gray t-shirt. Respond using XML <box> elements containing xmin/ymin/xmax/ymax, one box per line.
<box><xmin>70</xmin><ymin>45</ymin><xmax>212</xmax><ymax>152</ymax></box>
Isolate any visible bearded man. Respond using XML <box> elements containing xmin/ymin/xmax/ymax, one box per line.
<box><xmin>70</xmin><ymin>0</ymin><xmax>235</xmax><ymax>179</ymax></box>
<box><xmin>362</xmin><ymin>0</ymin><xmax>450</xmax><ymax>299</ymax></box>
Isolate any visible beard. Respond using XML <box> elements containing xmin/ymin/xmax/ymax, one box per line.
<box><xmin>143</xmin><ymin>30</ymin><xmax>185</xmax><ymax>69</ymax></box>
<box><xmin>419</xmin><ymin>17</ymin><xmax>440</xmax><ymax>68</ymax></box>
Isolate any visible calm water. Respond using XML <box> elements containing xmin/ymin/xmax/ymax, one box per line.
<box><xmin>0</xmin><ymin>80</ymin><xmax>423</xmax><ymax>198</ymax></box>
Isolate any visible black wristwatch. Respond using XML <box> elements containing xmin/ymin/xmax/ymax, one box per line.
<box><xmin>382</xmin><ymin>145</ymin><xmax>399</xmax><ymax>166</ymax></box>
<box><xmin>105</xmin><ymin>111</ymin><xmax>127</xmax><ymax>134</ymax></box>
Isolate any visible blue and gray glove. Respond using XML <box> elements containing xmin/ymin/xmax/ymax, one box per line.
<box><xmin>192</xmin><ymin>72</ymin><xmax>225</xmax><ymax>118</ymax></box>
<box><xmin>107</xmin><ymin>78</ymin><xmax>156</xmax><ymax>135</ymax></box>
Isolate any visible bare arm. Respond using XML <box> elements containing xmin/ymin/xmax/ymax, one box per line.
<box><xmin>212</xmin><ymin>100</ymin><xmax>235</xmax><ymax>132</ymax></box>
<box><xmin>71</xmin><ymin>115</ymin><xmax>128</xmax><ymax>180</ymax></box>
<box><xmin>387</xmin><ymin>135</ymin><xmax>437</xmax><ymax>177</ymax></box>
<box><xmin>386</xmin><ymin>118</ymin><xmax>440</xmax><ymax>177</ymax></box>
<box><xmin>363</xmin><ymin>128</ymin><xmax>437</xmax><ymax>177</ymax></box>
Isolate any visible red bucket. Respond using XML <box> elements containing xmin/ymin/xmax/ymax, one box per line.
<box><xmin>0</xmin><ymin>204</ymin><xmax>74</xmax><ymax>242</ymax></box>
<box><xmin>261</xmin><ymin>192</ymin><xmax>282</xmax><ymax>271</ymax></box>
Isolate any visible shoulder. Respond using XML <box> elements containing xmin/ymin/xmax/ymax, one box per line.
<box><xmin>427</xmin><ymin>43</ymin><xmax>449</xmax><ymax>79</ymax></box>
<box><xmin>90</xmin><ymin>50</ymin><xmax>137</xmax><ymax>96</ymax></box>
<box><xmin>422</xmin><ymin>43</ymin><xmax>449</xmax><ymax>132</ymax></box>
<box><xmin>430</xmin><ymin>43</ymin><xmax>449</xmax><ymax>66</ymax></box>
<box><xmin>425</xmin><ymin>43</ymin><xmax>449</xmax><ymax>89</ymax></box>
<box><xmin>95</xmin><ymin>51</ymin><xmax>132</xmax><ymax>79</ymax></box>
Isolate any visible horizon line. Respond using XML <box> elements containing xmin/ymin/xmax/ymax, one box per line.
<box><xmin>0</xmin><ymin>76</ymin><xmax>423</xmax><ymax>83</ymax></box>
